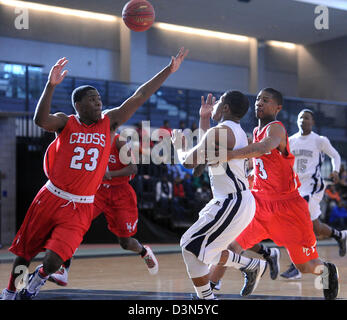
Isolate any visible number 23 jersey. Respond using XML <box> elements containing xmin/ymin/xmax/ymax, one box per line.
<box><xmin>44</xmin><ymin>114</ymin><xmax>111</xmax><ymax>196</ymax></box>
<box><xmin>252</xmin><ymin>121</ymin><xmax>300</xmax><ymax>199</ymax></box>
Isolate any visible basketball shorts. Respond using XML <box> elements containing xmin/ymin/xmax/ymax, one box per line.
<box><xmin>9</xmin><ymin>183</ymin><xmax>94</xmax><ymax>262</ymax></box>
<box><xmin>93</xmin><ymin>183</ymin><xmax>138</xmax><ymax>238</ymax></box>
<box><xmin>181</xmin><ymin>190</ymin><xmax>256</xmax><ymax>265</ymax></box>
<box><xmin>299</xmin><ymin>188</ymin><xmax>325</xmax><ymax>221</ymax></box>
<box><xmin>236</xmin><ymin>191</ymin><xmax>319</xmax><ymax>264</ymax></box>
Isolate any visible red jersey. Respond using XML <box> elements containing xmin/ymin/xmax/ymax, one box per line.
<box><xmin>103</xmin><ymin>134</ymin><xmax>135</xmax><ymax>186</ymax></box>
<box><xmin>44</xmin><ymin>114</ymin><xmax>111</xmax><ymax>196</ymax></box>
<box><xmin>252</xmin><ymin>121</ymin><xmax>300</xmax><ymax>199</ymax></box>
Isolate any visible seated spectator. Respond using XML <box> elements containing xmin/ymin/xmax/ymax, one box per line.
<box><xmin>172</xmin><ymin>176</ymin><xmax>189</xmax><ymax>223</ymax></box>
<box><xmin>338</xmin><ymin>165</ymin><xmax>347</xmax><ymax>199</ymax></box>
<box><xmin>155</xmin><ymin>174</ymin><xmax>173</xmax><ymax>217</ymax></box>
<box><xmin>329</xmin><ymin>201</ymin><xmax>347</xmax><ymax>230</ymax></box>
<box><xmin>195</xmin><ymin>182</ymin><xmax>213</xmax><ymax>212</ymax></box>
<box><xmin>182</xmin><ymin>173</ymin><xmax>195</xmax><ymax>200</ymax></box>
<box><xmin>325</xmin><ymin>184</ymin><xmax>341</xmax><ymax>204</ymax></box>
<box><xmin>324</xmin><ymin>184</ymin><xmax>342</xmax><ymax>223</ymax></box>
<box><xmin>158</xmin><ymin>119</ymin><xmax>172</xmax><ymax>139</ymax></box>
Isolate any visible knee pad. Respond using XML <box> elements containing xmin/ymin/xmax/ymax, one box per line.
<box><xmin>182</xmin><ymin>248</ymin><xmax>209</xmax><ymax>279</ymax></box>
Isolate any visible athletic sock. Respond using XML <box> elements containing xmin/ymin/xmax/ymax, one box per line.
<box><xmin>212</xmin><ymin>250</ymin><xmax>253</xmax><ymax>270</ymax></box>
<box><xmin>194</xmin><ymin>283</ymin><xmax>215</xmax><ymax>300</ymax></box>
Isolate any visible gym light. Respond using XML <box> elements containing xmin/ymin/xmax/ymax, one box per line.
<box><xmin>155</xmin><ymin>22</ymin><xmax>250</xmax><ymax>42</ymax></box>
<box><xmin>267</xmin><ymin>40</ymin><xmax>297</xmax><ymax>49</ymax></box>
<box><xmin>0</xmin><ymin>0</ymin><xmax>117</xmax><ymax>22</ymax></box>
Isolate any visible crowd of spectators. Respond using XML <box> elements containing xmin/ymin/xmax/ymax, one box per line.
<box><xmin>323</xmin><ymin>165</ymin><xmax>347</xmax><ymax>229</ymax></box>
<box><xmin>129</xmin><ymin>120</ymin><xmax>213</xmax><ymax>231</ymax></box>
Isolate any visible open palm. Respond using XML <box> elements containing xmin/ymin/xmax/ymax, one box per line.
<box><xmin>200</xmin><ymin>93</ymin><xmax>215</xmax><ymax>118</ymax></box>
<box><xmin>48</xmin><ymin>57</ymin><xmax>69</xmax><ymax>86</ymax></box>
<box><xmin>169</xmin><ymin>47</ymin><xmax>189</xmax><ymax>73</ymax></box>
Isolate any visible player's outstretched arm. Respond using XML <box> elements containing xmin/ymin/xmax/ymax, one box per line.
<box><xmin>34</xmin><ymin>57</ymin><xmax>69</xmax><ymax>132</ymax></box>
<box><xmin>106</xmin><ymin>47</ymin><xmax>189</xmax><ymax>129</ymax></box>
<box><xmin>224</xmin><ymin>123</ymin><xmax>285</xmax><ymax>160</ymax></box>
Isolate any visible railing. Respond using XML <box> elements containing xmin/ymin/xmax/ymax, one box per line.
<box><xmin>0</xmin><ymin>74</ymin><xmax>346</xmax><ymax>160</ymax></box>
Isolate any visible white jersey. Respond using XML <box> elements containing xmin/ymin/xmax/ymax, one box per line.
<box><xmin>208</xmin><ymin>120</ymin><xmax>249</xmax><ymax>198</ymax></box>
<box><xmin>289</xmin><ymin>131</ymin><xmax>341</xmax><ymax>196</ymax></box>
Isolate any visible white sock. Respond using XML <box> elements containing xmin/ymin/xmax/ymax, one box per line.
<box><xmin>27</xmin><ymin>269</ymin><xmax>48</xmax><ymax>294</ymax></box>
<box><xmin>212</xmin><ymin>250</ymin><xmax>253</xmax><ymax>270</ymax></box>
<box><xmin>194</xmin><ymin>283</ymin><xmax>215</xmax><ymax>300</ymax></box>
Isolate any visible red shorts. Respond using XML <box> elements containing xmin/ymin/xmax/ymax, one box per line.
<box><xmin>10</xmin><ymin>186</ymin><xmax>93</xmax><ymax>262</ymax></box>
<box><xmin>236</xmin><ymin>191</ymin><xmax>319</xmax><ymax>264</ymax></box>
<box><xmin>93</xmin><ymin>183</ymin><xmax>138</xmax><ymax>238</ymax></box>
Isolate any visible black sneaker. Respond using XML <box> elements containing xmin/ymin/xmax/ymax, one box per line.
<box><xmin>280</xmin><ymin>263</ymin><xmax>302</xmax><ymax>280</ymax></box>
<box><xmin>322</xmin><ymin>262</ymin><xmax>339</xmax><ymax>300</ymax></box>
<box><xmin>264</xmin><ymin>248</ymin><xmax>280</xmax><ymax>280</ymax></box>
<box><xmin>336</xmin><ymin>230</ymin><xmax>347</xmax><ymax>257</ymax></box>
<box><xmin>240</xmin><ymin>259</ymin><xmax>267</xmax><ymax>296</ymax></box>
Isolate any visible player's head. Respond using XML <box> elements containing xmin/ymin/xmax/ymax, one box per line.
<box><xmin>255</xmin><ymin>88</ymin><xmax>283</xmax><ymax>121</ymax></box>
<box><xmin>71</xmin><ymin>85</ymin><xmax>102</xmax><ymax>122</ymax></box>
<box><xmin>297</xmin><ymin>108</ymin><xmax>314</xmax><ymax>134</ymax></box>
<box><xmin>211</xmin><ymin>90</ymin><xmax>249</xmax><ymax>122</ymax></box>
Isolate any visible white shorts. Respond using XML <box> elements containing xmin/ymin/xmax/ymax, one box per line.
<box><xmin>299</xmin><ymin>189</ymin><xmax>325</xmax><ymax>221</ymax></box>
<box><xmin>180</xmin><ymin>189</ymin><xmax>255</xmax><ymax>265</ymax></box>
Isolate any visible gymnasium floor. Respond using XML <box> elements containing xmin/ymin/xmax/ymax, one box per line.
<box><xmin>0</xmin><ymin>241</ymin><xmax>346</xmax><ymax>300</ymax></box>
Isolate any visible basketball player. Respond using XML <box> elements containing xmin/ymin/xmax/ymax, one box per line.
<box><xmin>280</xmin><ymin>109</ymin><xmax>346</xmax><ymax>280</ymax></box>
<box><xmin>171</xmin><ymin>91</ymin><xmax>267</xmax><ymax>300</ymax></box>
<box><xmin>48</xmin><ymin>132</ymin><xmax>158</xmax><ymax>287</ymax></box>
<box><xmin>208</xmin><ymin>88</ymin><xmax>339</xmax><ymax>300</ymax></box>
<box><xmin>1</xmin><ymin>48</ymin><xmax>188</xmax><ymax>300</ymax></box>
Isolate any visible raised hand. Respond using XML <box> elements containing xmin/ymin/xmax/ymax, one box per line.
<box><xmin>200</xmin><ymin>93</ymin><xmax>216</xmax><ymax>119</ymax></box>
<box><xmin>48</xmin><ymin>57</ymin><xmax>69</xmax><ymax>86</ymax></box>
<box><xmin>169</xmin><ymin>47</ymin><xmax>189</xmax><ymax>73</ymax></box>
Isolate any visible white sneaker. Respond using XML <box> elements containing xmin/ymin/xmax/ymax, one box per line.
<box><xmin>0</xmin><ymin>288</ymin><xmax>16</xmax><ymax>300</ymax></box>
<box><xmin>143</xmin><ymin>245</ymin><xmax>159</xmax><ymax>275</ymax></box>
<box><xmin>16</xmin><ymin>264</ymin><xmax>47</xmax><ymax>300</ymax></box>
<box><xmin>48</xmin><ymin>267</ymin><xmax>69</xmax><ymax>286</ymax></box>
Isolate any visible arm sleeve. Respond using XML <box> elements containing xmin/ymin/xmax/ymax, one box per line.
<box><xmin>319</xmin><ymin>136</ymin><xmax>341</xmax><ymax>172</ymax></box>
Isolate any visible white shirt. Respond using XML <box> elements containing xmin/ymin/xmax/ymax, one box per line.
<box><xmin>209</xmin><ymin>120</ymin><xmax>249</xmax><ymax>198</ymax></box>
<box><xmin>289</xmin><ymin>131</ymin><xmax>341</xmax><ymax>195</ymax></box>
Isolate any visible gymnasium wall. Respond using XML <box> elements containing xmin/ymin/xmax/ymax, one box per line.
<box><xmin>298</xmin><ymin>35</ymin><xmax>347</xmax><ymax>102</ymax></box>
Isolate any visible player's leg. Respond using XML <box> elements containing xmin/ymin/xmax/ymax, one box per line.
<box><xmin>248</xmin><ymin>243</ymin><xmax>281</xmax><ymax>280</ymax></box>
<box><xmin>182</xmin><ymin>248</ymin><xmax>215</xmax><ymax>300</ymax></box>
<box><xmin>118</xmin><ymin>236</ymin><xmax>158</xmax><ymax>275</ymax></box>
<box><xmin>308</xmin><ymin>191</ymin><xmax>347</xmax><ymax>256</ymax></box>
<box><xmin>108</xmin><ymin>184</ymin><xmax>158</xmax><ymax>274</ymax></box>
<box><xmin>287</xmin><ymin>245</ymin><xmax>339</xmax><ymax>300</ymax></box>
<box><xmin>1</xmin><ymin>256</ymin><xmax>31</xmax><ymax>300</ymax></box>
<box><xmin>312</xmin><ymin>218</ymin><xmax>347</xmax><ymax>256</ymax></box>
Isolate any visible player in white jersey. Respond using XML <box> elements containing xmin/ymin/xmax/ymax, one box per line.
<box><xmin>280</xmin><ymin>109</ymin><xmax>347</xmax><ymax>280</ymax></box>
<box><xmin>171</xmin><ymin>91</ymin><xmax>267</xmax><ymax>300</ymax></box>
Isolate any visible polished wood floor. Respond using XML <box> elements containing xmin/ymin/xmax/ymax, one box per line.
<box><xmin>0</xmin><ymin>244</ymin><xmax>346</xmax><ymax>300</ymax></box>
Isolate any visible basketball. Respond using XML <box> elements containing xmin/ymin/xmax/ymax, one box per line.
<box><xmin>122</xmin><ymin>0</ymin><xmax>155</xmax><ymax>32</ymax></box>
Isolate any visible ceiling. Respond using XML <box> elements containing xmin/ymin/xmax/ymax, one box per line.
<box><xmin>23</xmin><ymin>0</ymin><xmax>347</xmax><ymax>45</ymax></box>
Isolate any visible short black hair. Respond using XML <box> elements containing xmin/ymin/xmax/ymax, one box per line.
<box><xmin>224</xmin><ymin>90</ymin><xmax>249</xmax><ymax>119</ymax></box>
<box><xmin>71</xmin><ymin>85</ymin><xmax>97</xmax><ymax>107</ymax></box>
<box><xmin>299</xmin><ymin>108</ymin><xmax>314</xmax><ymax>119</ymax></box>
<box><xmin>262</xmin><ymin>88</ymin><xmax>283</xmax><ymax>106</ymax></box>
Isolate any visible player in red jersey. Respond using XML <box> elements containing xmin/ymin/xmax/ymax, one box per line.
<box><xmin>47</xmin><ymin>133</ymin><xmax>158</xmax><ymax>286</ymax></box>
<box><xmin>209</xmin><ymin>88</ymin><xmax>339</xmax><ymax>300</ymax></box>
<box><xmin>1</xmin><ymin>48</ymin><xmax>188</xmax><ymax>300</ymax></box>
